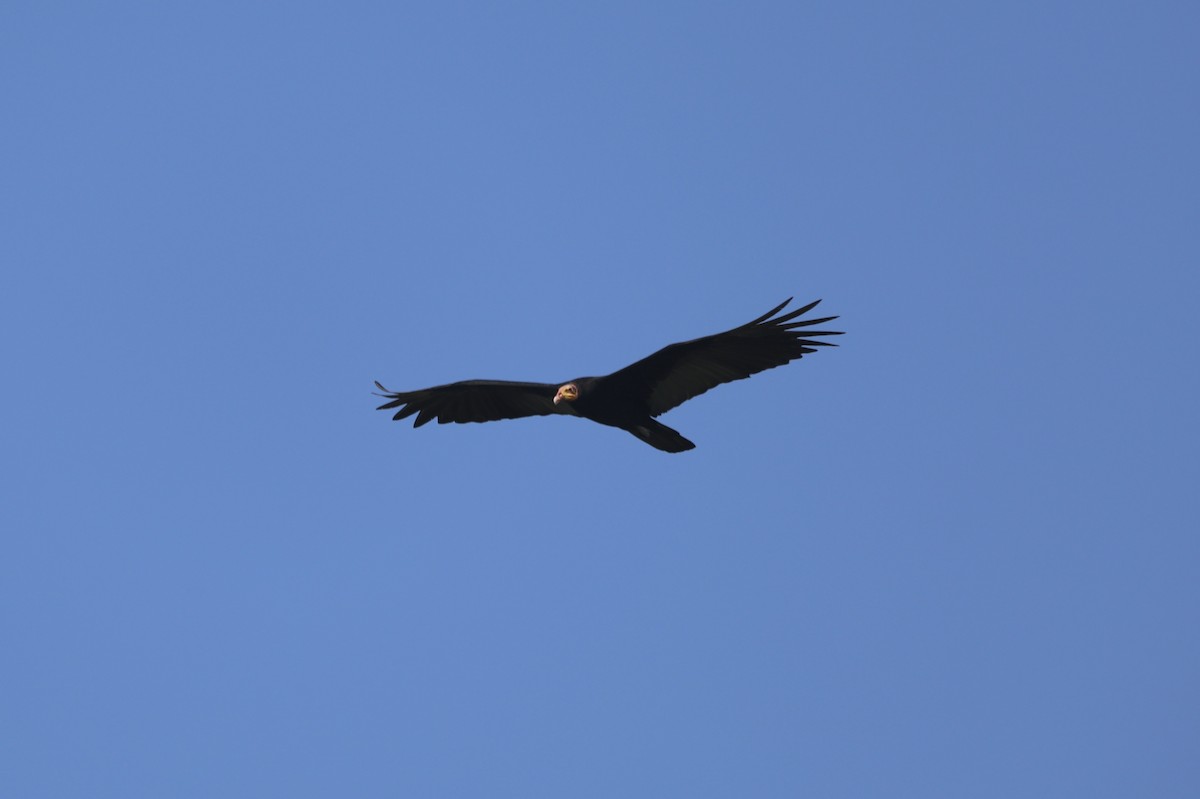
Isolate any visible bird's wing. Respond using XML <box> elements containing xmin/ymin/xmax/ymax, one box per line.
<box><xmin>374</xmin><ymin>379</ymin><xmax>567</xmax><ymax>426</ymax></box>
<box><xmin>603</xmin><ymin>298</ymin><xmax>842</xmax><ymax>417</ymax></box>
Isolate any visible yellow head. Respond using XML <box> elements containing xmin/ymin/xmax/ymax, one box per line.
<box><xmin>553</xmin><ymin>382</ymin><xmax>579</xmax><ymax>405</ymax></box>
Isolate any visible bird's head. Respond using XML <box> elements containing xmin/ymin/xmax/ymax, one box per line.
<box><xmin>553</xmin><ymin>382</ymin><xmax>579</xmax><ymax>405</ymax></box>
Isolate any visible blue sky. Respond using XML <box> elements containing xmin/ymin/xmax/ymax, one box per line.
<box><xmin>3</xmin><ymin>2</ymin><xmax>1198</xmax><ymax>796</ymax></box>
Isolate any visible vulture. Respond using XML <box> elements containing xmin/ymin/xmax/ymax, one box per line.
<box><xmin>375</xmin><ymin>297</ymin><xmax>842</xmax><ymax>453</ymax></box>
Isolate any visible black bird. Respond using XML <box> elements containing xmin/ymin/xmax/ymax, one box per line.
<box><xmin>375</xmin><ymin>297</ymin><xmax>842</xmax><ymax>453</ymax></box>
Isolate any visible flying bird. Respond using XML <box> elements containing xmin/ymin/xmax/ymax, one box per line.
<box><xmin>375</xmin><ymin>297</ymin><xmax>842</xmax><ymax>453</ymax></box>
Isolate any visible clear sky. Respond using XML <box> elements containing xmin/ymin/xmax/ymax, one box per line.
<box><xmin>3</xmin><ymin>2</ymin><xmax>1197</xmax><ymax>797</ymax></box>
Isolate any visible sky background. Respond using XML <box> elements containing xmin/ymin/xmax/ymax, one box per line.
<box><xmin>3</xmin><ymin>2</ymin><xmax>1198</xmax><ymax>796</ymax></box>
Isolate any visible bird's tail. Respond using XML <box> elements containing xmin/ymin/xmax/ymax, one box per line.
<box><xmin>627</xmin><ymin>420</ymin><xmax>696</xmax><ymax>453</ymax></box>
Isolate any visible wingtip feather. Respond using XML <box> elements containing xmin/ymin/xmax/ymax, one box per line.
<box><xmin>745</xmin><ymin>297</ymin><xmax>794</xmax><ymax>326</ymax></box>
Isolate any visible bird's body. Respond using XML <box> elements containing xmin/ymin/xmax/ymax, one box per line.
<box><xmin>375</xmin><ymin>298</ymin><xmax>841</xmax><ymax>452</ymax></box>
<box><xmin>557</xmin><ymin>376</ymin><xmax>697</xmax><ymax>452</ymax></box>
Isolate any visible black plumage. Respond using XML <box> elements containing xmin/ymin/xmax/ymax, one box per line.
<box><xmin>375</xmin><ymin>297</ymin><xmax>842</xmax><ymax>453</ymax></box>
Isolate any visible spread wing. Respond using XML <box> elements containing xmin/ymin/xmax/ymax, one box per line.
<box><xmin>374</xmin><ymin>380</ymin><xmax>568</xmax><ymax>426</ymax></box>
<box><xmin>602</xmin><ymin>298</ymin><xmax>842</xmax><ymax>417</ymax></box>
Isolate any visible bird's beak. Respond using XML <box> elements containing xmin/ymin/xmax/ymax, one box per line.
<box><xmin>553</xmin><ymin>392</ymin><xmax>562</xmax><ymax>405</ymax></box>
